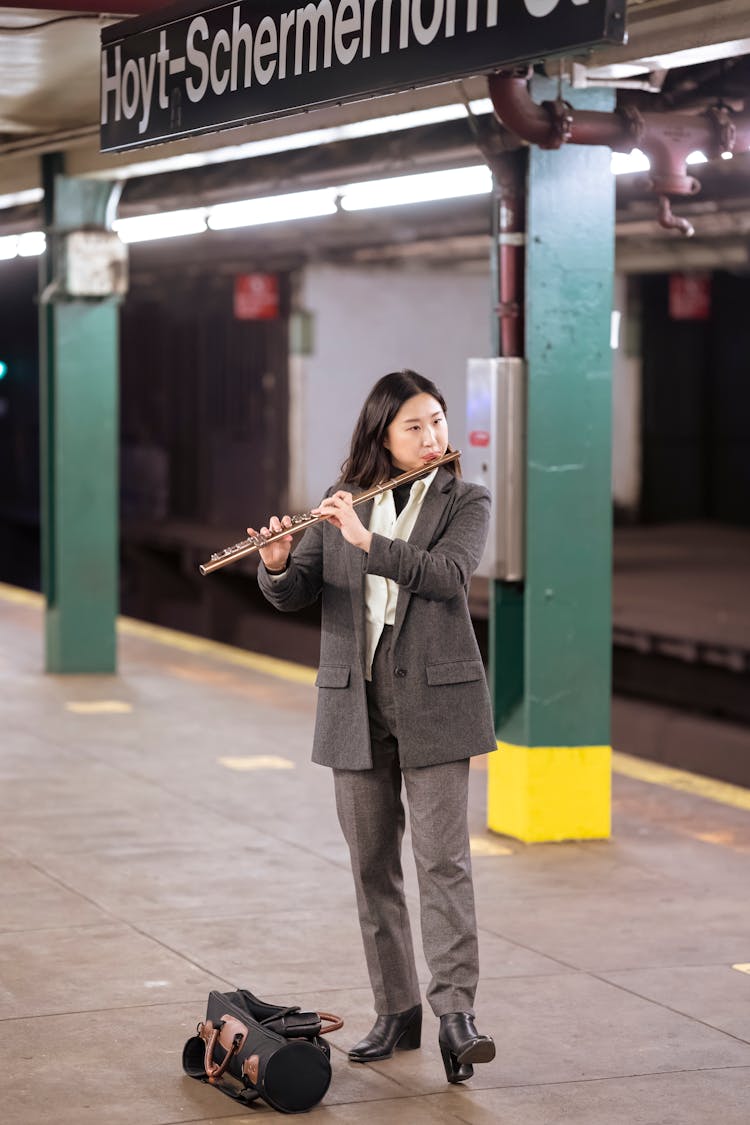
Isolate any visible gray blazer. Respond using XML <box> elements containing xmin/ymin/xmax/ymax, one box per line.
<box><xmin>257</xmin><ymin>466</ymin><xmax>497</xmax><ymax>769</ymax></box>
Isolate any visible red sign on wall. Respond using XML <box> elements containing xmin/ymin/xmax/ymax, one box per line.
<box><xmin>669</xmin><ymin>273</ymin><xmax>711</xmax><ymax>321</ymax></box>
<box><xmin>234</xmin><ymin>274</ymin><xmax>279</xmax><ymax>321</ymax></box>
<box><xmin>469</xmin><ymin>430</ymin><xmax>491</xmax><ymax>447</ymax></box>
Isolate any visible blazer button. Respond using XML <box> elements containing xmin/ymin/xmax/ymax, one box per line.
<box><xmin>394</xmin><ymin>667</ymin><xmax>407</xmax><ymax>677</ymax></box>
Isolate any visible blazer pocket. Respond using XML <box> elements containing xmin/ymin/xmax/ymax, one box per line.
<box><xmin>315</xmin><ymin>665</ymin><xmax>351</xmax><ymax>688</ymax></box>
<box><xmin>426</xmin><ymin>659</ymin><xmax>484</xmax><ymax>686</ymax></box>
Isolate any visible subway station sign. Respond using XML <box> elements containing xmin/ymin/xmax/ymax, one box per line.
<box><xmin>100</xmin><ymin>0</ymin><xmax>625</xmax><ymax>151</ymax></box>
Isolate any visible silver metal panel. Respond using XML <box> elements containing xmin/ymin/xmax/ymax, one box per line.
<box><xmin>464</xmin><ymin>357</ymin><xmax>526</xmax><ymax>581</ymax></box>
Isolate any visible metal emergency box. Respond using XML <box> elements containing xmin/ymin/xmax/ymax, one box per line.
<box><xmin>463</xmin><ymin>357</ymin><xmax>526</xmax><ymax>581</ymax></box>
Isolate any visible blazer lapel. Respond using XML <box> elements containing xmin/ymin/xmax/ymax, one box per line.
<box><xmin>392</xmin><ymin>467</ymin><xmax>455</xmax><ymax>642</ymax></box>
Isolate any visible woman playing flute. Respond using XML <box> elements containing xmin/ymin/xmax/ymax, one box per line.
<box><xmin>252</xmin><ymin>369</ymin><xmax>496</xmax><ymax>1084</ymax></box>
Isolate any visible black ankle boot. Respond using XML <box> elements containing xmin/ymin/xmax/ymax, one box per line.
<box><xmin>438</xmin><ymin>1012</ymin><xmax>495</xmax><ymax>1084</ymax></box>
<box><xmin>348</xmin><ymin>1003</ymin><xmax>422</xmax><ymax>1062</ymax></box>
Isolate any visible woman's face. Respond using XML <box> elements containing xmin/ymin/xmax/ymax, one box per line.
<box><xmin>383</xmin><ymin>392</ymin><xmax>449</xmax><ymax>472</ymax></box>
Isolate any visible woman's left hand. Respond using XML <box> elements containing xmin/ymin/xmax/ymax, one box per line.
<box><xmin>312</xmin><ymin>491</ymin><xmax>372</xmax><ymax>552</ymax></box>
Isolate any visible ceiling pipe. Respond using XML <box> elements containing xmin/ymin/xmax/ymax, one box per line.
<box><xmin>487</xmin><ymin>69</ymin><xmax>750</xmax><ymax>237</ymax></box>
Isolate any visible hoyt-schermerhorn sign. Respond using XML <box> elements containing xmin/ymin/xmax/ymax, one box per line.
<box><xmin>100</xmin><ymin>0</ymin><xmax>625</xmax><ymax>151</ymax></box>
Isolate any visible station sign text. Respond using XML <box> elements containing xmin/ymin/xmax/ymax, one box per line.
<box><xmin>100</xmin><ymin>0</ymin><xmax>625</xmax><ymax>151</ymax></box>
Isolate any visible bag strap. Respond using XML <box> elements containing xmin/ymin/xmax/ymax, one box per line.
<box><xmin>318</xmin><ymin>1012</ymin><xmax>344</xmax><ymax>1034</ymax></box>
<box><xmin>198</xmin><ymin>1019</ymin><xmax>245</xmax><ymax>1082</ymax></box>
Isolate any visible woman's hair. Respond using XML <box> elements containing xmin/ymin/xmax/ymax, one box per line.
<box><xmin>340</xmin><ymin>369</ymin><xmax>460</xmax><ymax>488</ymax></box>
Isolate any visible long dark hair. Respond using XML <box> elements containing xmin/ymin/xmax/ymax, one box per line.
<box><xmin>340</xmin><ymin>370</ymin><xmax>460</xmax><ymax>488</ymax></box>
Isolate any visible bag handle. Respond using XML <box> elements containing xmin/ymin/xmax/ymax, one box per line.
<box><xmin>198</xmin><ymin>1018</ymin><xmax>247</xmax><ymax>1082</ymax></box>
<box><xmin>317</xmin><ymin>1012</ymin><xmax>344</xmax><ymax>1034</ymax></box>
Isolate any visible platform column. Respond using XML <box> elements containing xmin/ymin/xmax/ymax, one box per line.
<box><xmin>39</xmin><ymin>156</ymin><xmax>121</xmax><ymax>673</ymax></box>
<box><xmin>488</xmin><ymin>81</ymin><xmax>615</xmax><ymax>842</ymax></box>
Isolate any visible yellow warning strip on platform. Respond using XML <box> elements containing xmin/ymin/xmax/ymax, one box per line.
<box><xmin>117</xmin><ymin>618</ymin><xmax>317</xmax><ymax>686</ymax></box>
<box><xmin>0</xmin><ymin>582</ymin><xmax>43</xmax><ymax>608</ymax></box>
<box><xmin>3</xmin><ymin>582</ymin><xmax>750</xmax><ymax>812</ymax></box>
<box><xmin>612</xmin><ymin>751</ymin><xmax>750</xmax><ymax>813</ymax></box>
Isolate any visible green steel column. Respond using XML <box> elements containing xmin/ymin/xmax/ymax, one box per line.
<box><xmin>39</xmin><ymin>160</ymin><xmax>121</xmax><ymax>673</ymax></box>
<box><xmin>488</xmin><ymin>80</ymin><xmax>615</xmax><ymax>842</ymax></box>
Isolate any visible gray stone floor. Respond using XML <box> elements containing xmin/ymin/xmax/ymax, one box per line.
<box><xmin>2</xmin><ymin>588</ymin><xmax>750</xmax><ymax>1124</ymax></box>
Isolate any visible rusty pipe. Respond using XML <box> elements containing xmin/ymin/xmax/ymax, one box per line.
<box><xmin>487</xmin><ymin>71</ymin><xmax>750</xmax><ymax>236</ymax></box>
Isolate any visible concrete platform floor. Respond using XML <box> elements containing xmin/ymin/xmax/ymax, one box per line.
<box><xmin>2</xmin><ymin>584</ymin><xmax>750</xmax><ymax>1125</ymax></box>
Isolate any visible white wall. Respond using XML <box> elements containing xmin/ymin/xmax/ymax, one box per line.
<box><xmin>292</xmin><ymin>263</ymin><xmax>492</xmax><ymax>508</ymax></box>
<box><xmin>290</xmin><ymin>263</ymin><xmax>641</xmax><ymax>518</ymax></box>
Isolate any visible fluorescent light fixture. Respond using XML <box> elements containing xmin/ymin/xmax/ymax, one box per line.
<box><xmin>340</xmin><ymin>165</ymin><xmax>492</xmax><ymax>211</ymax></box>
<box><xmin>686</xmin><ymin>150</ymin><xmax>708</xmax><ymax>166</ymax></box>
<box><xmin>17</xmin><ymin>231</ymin><xmax>45</xmax><ymax>256</ymax></box>
<box><xmin>587</xmin><ymin>38</ymin><xmax>750</xmax><ymax>80</ymax></box>
<box><xmin>0</xmin><ymin>187</ymin><xmax>44</xmax><ymax>212</ymax></box>
<box><xmin>610</xmin><ymin>309</ymin><xmax>621</xmax><ymax>351</ymax></box>
<box><xmin>208</xmin><ymin>188</ymin><xmax>337</xmax><ymax>230</ymax></box>
<box><xmin>0</xmin><ymin>235</ymin><xmax>17</xmax><ymax>261</ymax></box>
<box><xmin>89</xmin><ymin>98</ymin><xmax>496</xmax><ymax>182</ymax></box>
<box><xmin>114</xmin><ymin>208</ymin><xmax>207</xmax><ymax>244</ymax></box>
<box><xmin>611</xmin><ymin>149</ymin><xmax>650</xmax><ymax>175</ymax></box>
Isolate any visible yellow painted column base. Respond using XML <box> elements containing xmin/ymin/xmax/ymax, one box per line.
<box><xmin>488</xmin><ymin>742</ymin><xmax>611</xmax><ymax>843</ymax></box>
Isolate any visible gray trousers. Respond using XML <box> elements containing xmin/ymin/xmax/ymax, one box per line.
<box><xmin>333</xmin><ymin>626</ymin><xmax>478</xmax><ymax>1017</ymax></box>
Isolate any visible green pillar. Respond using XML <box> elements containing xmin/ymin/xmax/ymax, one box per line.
<box><xmin>39</xmin><ymin>158</ymin><xmax>122</xmax><ymax>673</ymax></box>
<box><xmin>488</xmin><ymin>80</ymin><xmax>615</xmax><ymax>842</ymax></box>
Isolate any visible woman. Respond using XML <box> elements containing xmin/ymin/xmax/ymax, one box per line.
<box><xmin>252</xmin><ymin>370</ymin><xmax>497</xmax><ymax>1084</ymax></box>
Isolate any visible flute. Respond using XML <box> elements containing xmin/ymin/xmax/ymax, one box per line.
<box><xmin>199</xmin><ymin>448</ymin><xmax>461</xmax><ymax>575</ymax></box>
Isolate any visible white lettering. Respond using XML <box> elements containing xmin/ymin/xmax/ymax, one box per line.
<box><xmin>524</xmin><ymin>0</ymin><xmax>560</xmax><ymax>15</ymax></box>
<box><xmin>334</xmin><ymin>0</ymin><xmax>361</xmax><ymax>64</ymax></box>
<box><xmin>210</xmin><ymin>28</ymin><xmax>230</xmax><ymax>94</ymax></box>
<box><xmin>137</xmin><ymin>54</ymin><xmax>156</xmax><ymax>134</ymax></box>
<box><xmin>362</xmin><ymin>0</ymin><xmax>377</xmax><ymax>57</ymax></box>
<box><xmin>444</xmin><ymin>0</ymin><xmax>455</xmax><ymax>36</ymax></box>
<box><xmin>278</xmin><ymin>9</ymin><xmax>295</xmax><ymax>78</ymax></box>
<box><xmin>466</xmin><ymin>0</ymin><xmax>478</xmax><ymax>32</ymax></box>
<box><xmin>380</xmin><ymin>0</ymin><xmax>393</xmax><ymax>52</ymax></box>
<box><xmin>186</xmin><ymin>17</ymin><xmax>210</xmax><ymax>102</ymax></box>
<box><xmin>122</xmin><ymin>58</ymin><xmax>139</xmax><ymax>119</ymax></box>
<box><xmin>101</xmin><ymin>45</ymin><xmax>121</xmax><ymax>125</ymax></box>
<box><xmin>411</xmin><ymin>0</ymin><xmax>443</xmax><ymax>45</ymax></box>
<box><xmin>254</xmin><ymin>15</ymin><xmax>278</xmax><ymax>84</ymax></box>
<box><xmin>157</xmin><ymin>31</ymin><xmax>169</xmax><ymax>109</ymax></box>
<box><xmin>295</xmin><ymin>1</ymin><xmax>333</xmax><ymax>75</ymax></box>
<box><xmin>231</xmin><ymin>7</ymin><xmax>253</xmax><ymax>91</ymax></box>
<box><xmin>399</xmin><ymin>0</ymin><xmax>410</xmax><ymax>46</ymax></box>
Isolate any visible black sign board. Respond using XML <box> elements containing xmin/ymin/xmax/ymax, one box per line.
<box><xmin>100</xmin><ymin>0</ymin><xmax>625</xmax><ymax>152</ymax></box>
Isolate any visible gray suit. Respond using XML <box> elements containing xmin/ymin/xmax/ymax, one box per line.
<box><xmin>257</xmin><ymin>466</ymin><xmax>497</xmax><ymax>769</ymax></box>
<box><xmin>258</xmin><ymin>466</ymin><xmax>495</xmax><ymax>1016</ymax></box>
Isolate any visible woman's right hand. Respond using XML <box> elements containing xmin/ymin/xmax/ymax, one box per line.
<box><xmin>247</xmin><ymin>514</ymin><xmax>294</xmax><ymax>572</ymax></box>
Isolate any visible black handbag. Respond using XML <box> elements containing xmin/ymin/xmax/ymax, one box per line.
<box><xmin>182</xmin><ymin>988</ymin><xmax>342</xmax><ymax>1114</ymax></box>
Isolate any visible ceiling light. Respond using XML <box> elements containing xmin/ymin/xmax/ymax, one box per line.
<box><xmin>0</xmin><ymin>188</ymin><xmax>43</xmax><ymax>213</ymax></box>
<box><xmin>0</xmin><ymin>235</ymin><xmax>17</xmax><ymax>261</ymax></box>
<box><xmin>686</xmin><ymin>151</ymin><xmax>708</xmax><ymax>165</ymax></box>
<box><xmin>114</xmin><ymin>209</ymin><xmax>207</xmax><ymax>243</ymax></box>
<box><xmin>340</xmin><ymin>165</ymin><xmax>492</xmax><ymax>211</ymax></box>
<box><xmin>17</xmin><ymin>231</ymin><xmax>45</xmax><ymax>256</ymax></box>
<box><xmin>611</xmin><ymin>149</ymin><xmax>650</xmax><ymax>175</ymax></box>
<box><xmin>208</xmin><ymin>189</ymin><xmax>338</xmax><ymax>230</ymax></box>
<box><xmin>86</xmin><ymin>99</ymin><xmax>495</xmax><ymax>182</ymax></box>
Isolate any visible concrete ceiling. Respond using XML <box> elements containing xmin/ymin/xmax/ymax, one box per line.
<box><xmin>2</xmin><ymin>1</ymin><xmax>750</xmax><ymax>178</ymax></box>
<box><xmin>2</xmin><ymin>0</ymin><xmax>750</xmax><ymax>272</ymax></box>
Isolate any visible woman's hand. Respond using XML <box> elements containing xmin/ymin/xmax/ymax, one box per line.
<box><xmin>247</xmin><ymin>514</ymin><xmax>294</xmax><ymax>572</ymax></box>
<box><xmin>312</xmin><ymin>492</ymin><xmax>372</xmax><ymax>552</ymax></box>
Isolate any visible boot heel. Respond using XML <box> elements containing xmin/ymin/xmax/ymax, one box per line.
<box><xmin>396</xmin><ymin>1010</ymin><xmax>422</xmax><ymax>1050</ymax></box>
<box><xmin>439</xmin><ymin>1039</ymin><xmax>473</xmax><ymax>1084</ymax></box>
